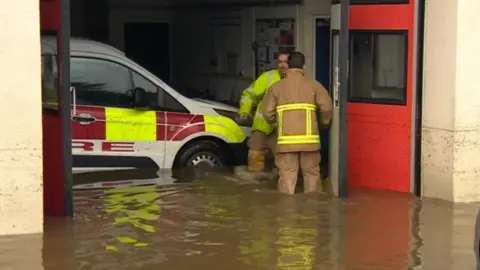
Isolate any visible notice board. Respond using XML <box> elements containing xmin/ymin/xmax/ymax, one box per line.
<box><xmin>255</xmin><ymin>18</ymin><xmax>295</xmax><ymax>77</ymax></box>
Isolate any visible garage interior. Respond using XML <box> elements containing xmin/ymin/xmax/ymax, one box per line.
<box><xmin>68</xmin><ymin>0</ymin><xmax>332</xmax><ymax>106</ymax></box>
<box><xmin>39</xmin><ymin>0</ymin><xmax>336</xmax><ymax>216</ymax></box>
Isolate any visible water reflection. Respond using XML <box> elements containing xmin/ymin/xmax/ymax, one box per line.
<box><xmin>4</xmin><ymin>170</ymin><xmax>479</xmax><ymax>269</ymax></box>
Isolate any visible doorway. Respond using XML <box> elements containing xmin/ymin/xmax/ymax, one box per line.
<box><xmin>315</xmin><ymin>18</ymin><xmax>331</xmax><ymax>179</ymax></box>
<box><xmin>124</xmin><ymin>23</ymin><xmax>171</xmax><ymax>82</ymax></box>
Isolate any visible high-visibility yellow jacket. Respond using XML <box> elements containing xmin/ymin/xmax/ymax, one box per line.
<box><xmin>239</xmin><ymin>69</ymin><xmax>281</xmax><ymax>135</ymax></box>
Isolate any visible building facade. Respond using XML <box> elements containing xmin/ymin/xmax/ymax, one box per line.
<box><xmin>0</xmin><ymin>0</ymin><xmax>479</xmax><ymax>236</ymax></box>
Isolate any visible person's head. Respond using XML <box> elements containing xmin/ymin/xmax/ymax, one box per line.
<box><xmin>287</xmin><ymin>51</ymin><xmax>306</xmax><ymax>71</ymax></box>
<box><xmin>276</xmin><ymin>52</ymin><xmax>289</xmax><ymax>77</ymax></box>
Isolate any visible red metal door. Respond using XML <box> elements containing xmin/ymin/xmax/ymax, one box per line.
<box><xmin>41</xmin><ymin>0</ymin><xmax>72</xmax><ymax>216</ymax></box>
<box><xmin>348</xmin><ymin>0</ymin><xmax>414</xmax><ymax>192</ymax></box>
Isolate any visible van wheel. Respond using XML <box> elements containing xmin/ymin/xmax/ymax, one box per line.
<box><xmin>174</xmin><ymin>140</ymin><xmax>227</xmax><ymax>169</ymax></box>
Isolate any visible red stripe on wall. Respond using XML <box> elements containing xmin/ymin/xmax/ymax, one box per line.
<box><xmin>42</xmin><ymin>114</ymin><xmax>64</xmax><ymax>216</ymax></box>
<box><xmin>40</xmin><ymin>1</ymin><xmax>63</xmax><ymax>215</ymax></box>
<box><xmin>40</xmin><ymin>0</ymin><xmax>60</xmax><ymax>31</ymax></box>
<box><xmin>349</xmin><ymin>5</ymin><xmax>413</xmax><ymax>30</ymax></box>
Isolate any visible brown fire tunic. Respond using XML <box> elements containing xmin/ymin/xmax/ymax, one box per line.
<box><xmin>262</xmin><ymin>69</ymin><xmax>333</xmax><ymax>154</ymax></box>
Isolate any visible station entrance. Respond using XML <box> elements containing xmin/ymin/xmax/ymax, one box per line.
<box><xmin>39</xmin><ymin>0</ymin><xmax>423</xmax><ymax>216</ymax></box>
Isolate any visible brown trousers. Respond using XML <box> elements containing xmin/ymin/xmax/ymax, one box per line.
<box><xmin>275</xmin><ymin>151</ymin><xmax>321</xmax><ymax>195</ymax></box>
<box><xmin>248</xmin><ymin>131</ymin><xmax>276</xmax><ymax>153</ymax></box>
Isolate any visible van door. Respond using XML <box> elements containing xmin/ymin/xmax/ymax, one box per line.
<box><xmin>70</xmin><ymin>56</ymin><xmax>165</xmax><ymax>170</ymax></box>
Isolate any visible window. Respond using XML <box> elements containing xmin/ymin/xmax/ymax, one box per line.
<box><xmin>131</xmin><ymin>70</ymin><xmax>160</xmax><ymax>108</ymax></box>
<box><xmin>349</xmin><ymin>31</ymin><xmax>407</xmax><ymax>105</ymax></box>
<box><xmin>71</xmin><ymin>57</ymin><xmax>132</xmax><ymax>108</ymax></box>
<box><xmin>162</xmin><ymin>91</ymin><xmax>188</xmax><ymax>113</ymax></box>
<box><xmin>350</xmin><ymin>0</ymin><xmax>409</xmax><ymax>4</ymax></box>
<box><xmin>71</xmin><ymin>57</ymin><xmax>188</xmax><ymax>112</ymax></box>
<box><xmin>41</xmin><ymin>54</ymin><xmax>58</xmax><ymax>108</ymax></box>
<box><xmin>132</xmin><ymin>71</ymin><xmax>188</xmax><ymax>113</ymax></box>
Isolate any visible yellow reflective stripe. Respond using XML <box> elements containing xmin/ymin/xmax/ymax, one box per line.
<box><xmin>240</xmin><ymin>97</ymin><xmax>253</xmax><ymax>104</ymax></box>
<box><xmin>267</xmin><ymin>70</ymin><xmax>273</xmax><ymax>86</ymax></box>
<box><xmin>306</xmin><ymin>110</ymin><xmax>312</xmax><ymax>135</ymax></box>
<box><xmin>246</xmin><ymin>87</ymin><xmax>255</xmax><ymax>94</ymax></box>
<box><xmin>278</xmin><ymin>140</ymin><xmax>319</xmax><ymax>145</ymax></box>
<box><xmin>204</xmin><ymin>115</ymin><xmax>246</xmax><ymax>143</ymax></box>
<box><xmin>105</xmin><ymin>108</ymin><xmax>157</xmax><ymax>141</ymax></box>
<box><xmin>277</xmin><ymin>103</ymin><xmax>316</xmax><ymax>112</ymax></box>
<box><xmin>278</xmin><ymin>110</ymin><xmax>284</xmax><ymax>136</ymax></box>
<box><xmin>277</xmin><ymin>135</ymin><xmax>320</xmax><ymax>145</ymax></box>
<box><xmin>277</xmin><ymin>103</ymin><xmax>317</xmax><ymax>138</ymax></box>
<box><xmin>279</xmin><ymin>135</ymin><xmax>319</xmax><ymax>139</ymax></box>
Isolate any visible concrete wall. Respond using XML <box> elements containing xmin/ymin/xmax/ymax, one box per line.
<box><xmin>0</xmin><ymin>0</ymin><xmax>43</xmax><ymax>237</ymax></box>
<box><xmin>421</xmin><ymin>0</ymin><xmax>480</xmax><ymax>202</ymax></box>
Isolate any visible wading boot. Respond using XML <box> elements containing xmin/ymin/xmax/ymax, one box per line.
<box><xmin>247</xmin><ymin>150</ymin><xmax>265</xmax><ymax>172</ymax></box>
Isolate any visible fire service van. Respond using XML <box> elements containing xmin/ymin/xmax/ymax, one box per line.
<box><xmin>41</xmin><ymin>36</ymin><xmax>251</xmax><ymax>173</ymax></box>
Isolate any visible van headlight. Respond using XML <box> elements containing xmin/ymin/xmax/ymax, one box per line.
<box><xmin>213</xmin><ymin>109</ymin><xmax>252</xmax><ymax>127</ymax></box>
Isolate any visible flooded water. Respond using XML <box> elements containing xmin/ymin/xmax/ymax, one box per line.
<box><xmin>3</xmin><ymin>169</ymin><xmax>480</xmax><ymax>269</ymax></box>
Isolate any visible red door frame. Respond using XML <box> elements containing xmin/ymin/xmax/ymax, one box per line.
<box><xmin>40</xmin><ymin>0</ymin><xmax>73</xmax><ymax>216</ymax></box>
<box><xmin>347</xmin><ymin>1</ymin><xmax>415</xmax><ymax>193</ymax></box>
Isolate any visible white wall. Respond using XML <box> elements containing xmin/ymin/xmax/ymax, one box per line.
<box><xmin>421</xmin><ymin>0</ymin><xmax>480</xmax><ymax>202</ymax></box>
<box><xmin>0</xmin><ymin>0</ymin><xmax>44</xmax><ymax>238</ymax></box>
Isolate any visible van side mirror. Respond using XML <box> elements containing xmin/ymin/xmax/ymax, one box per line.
<box><xmin>132</xmin><ymin>87</ymin><xmax>149</xmax><ymax>108</ymax></box>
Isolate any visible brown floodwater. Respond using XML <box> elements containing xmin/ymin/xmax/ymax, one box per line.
<box><xmin>2</xmin><ymin>169</ymin><xmax>479</xmax><ymax>270</ymax></box>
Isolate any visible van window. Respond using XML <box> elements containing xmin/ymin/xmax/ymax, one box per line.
<box><xmin>41</xmin><ymin>54</ymin><xmax>58</xmax><ymax>108</ymax></box>
<box><xmin>71</xmin><ymin>57</ymin><xmax>131</xmax><ymax>108</ymax></box>
<box><xmin>71</xmin><ymin>56</ymin><xmax>189</xmax><ymax>112</ymax></box>
<box><xmin>131</xmin><ymin>70</ymin><xmax>160</xmax><ymax>108</ymax></box>
<box><xmin>132</xmin><ymin>71</ymin><xmax>188</xmax><ymax>113</ymax></box>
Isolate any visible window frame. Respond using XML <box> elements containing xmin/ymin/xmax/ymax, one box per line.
<box><xmin>350</xmin><ymin>0</ymin><xmax>409</xmax><ymax>5</ymax></box>
<box><xmin>348</xmin><ymin>29</ymin><xmax>408</xmax><ymax>106</ymax></box>
<box><xmin>70</xmin><ymin>56</ymin><xmax>189</xmax><ymax>113</ymax></box>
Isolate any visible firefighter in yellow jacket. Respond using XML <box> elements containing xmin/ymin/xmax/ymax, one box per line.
<box><xmin>238</xmin><ymin>52</ymin><xmax>289</xmax><ymax>172</ymax></box>
<box><xmin>262</xmin><ymin>52</ymin><xmax>333</xmax><ymax>194</ymax></box>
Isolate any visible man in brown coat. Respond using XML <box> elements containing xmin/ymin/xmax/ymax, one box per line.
<box><xmin>262</xmin><ymin>52</ymin><xmax>333</xmax><ymax>195</ymax></box>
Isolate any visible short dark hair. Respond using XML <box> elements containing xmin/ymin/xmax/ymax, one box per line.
<box><xmin>278</xmin><ymin>47</ymin><xmax>291</xmax><ymax>55</ymax></box>
<box><xmin>288</xmin><ymin>52</ymin><xmax>305</xmax><ymax>69</ymax></box>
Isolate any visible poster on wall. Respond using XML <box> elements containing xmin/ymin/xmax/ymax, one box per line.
<box><xmin>255</xmin><ymin>19</ymin><xmax>295</xmax><ymax>77</ymax></box>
